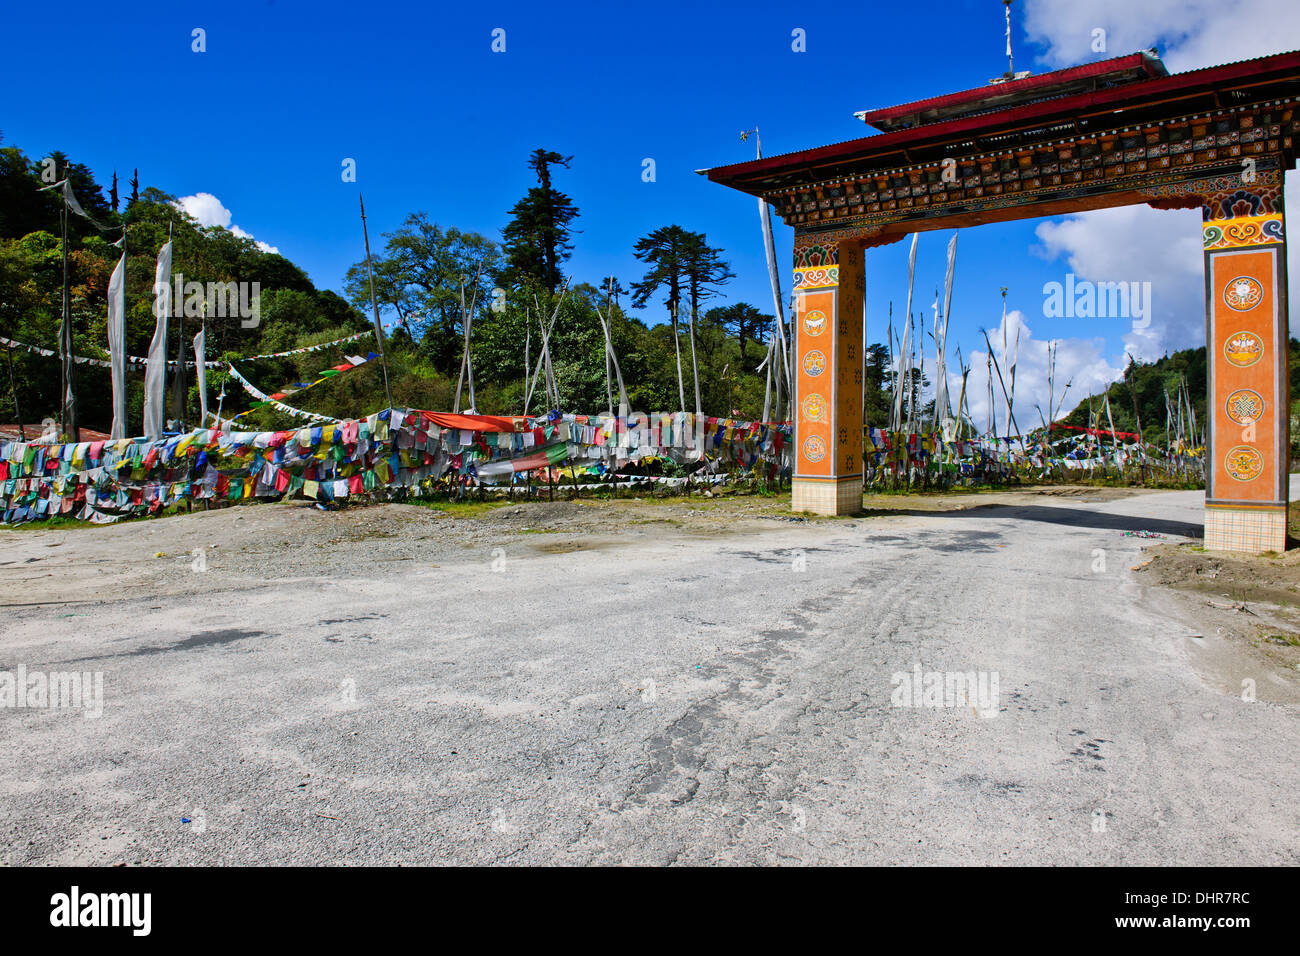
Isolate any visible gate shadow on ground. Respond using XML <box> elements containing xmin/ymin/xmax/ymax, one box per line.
<box><xmin>859</xmin><ymin>503</ymin><xmax>1204</xmax><ymax>540</ymax></box>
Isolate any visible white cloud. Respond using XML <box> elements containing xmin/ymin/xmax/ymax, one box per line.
<box><xmin>1033</xmin><ymin>204</ymin><xmax>1204</xmax><ymax>360</ymax></box>
<box><xmin>229</xmin><ymin>224</ymin><xmax>280</xmax><ymax>256</ymax></box>
<box><xmin>173</xmin><ymin>192</ymin><xmax>232</xmax><ymax>228</ymax></box>
<box><xmin>172</xmin><ymin>192</ymin><xmax>280</xmax><ymax>255</ymax></box>
<box><xmin>1017</xmin><ymin>0</ymin><xmax>1298</xmax><ymax>409</ymax></box>
<box><xmin>946</xmin><ymin>310</ymin><xmax>1125</xmax><ymax>434</ymax></box>
<box><xmin>1022</xmin><ymin>0</ymin><xmax>1300</xmax><ymax>73</ymax></box>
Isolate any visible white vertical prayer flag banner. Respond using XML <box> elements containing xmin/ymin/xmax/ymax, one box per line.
<box><xmin>893</xmin><ymin>233</ymin><xmax>918</xmax><ymax>430</ymax></box>
<box><xmin>193</xmin><ymin>327</ymin><xmax>208</xmax><ymax>423</ymax></box>
<box><xmin>106</xmin><ymin>251</ymin><xmax>127</xmax><ymax>439</ymax></box>
<box><xmin>143</xmin><ymin>239</ymin><xmax>172</xmax><ymax>439</ymax></box>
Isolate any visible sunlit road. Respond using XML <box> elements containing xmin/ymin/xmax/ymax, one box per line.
<box><xmin>2</xmin><ymin>483</ymin><xmax>1297</xmax><ymax>865</ymax></box>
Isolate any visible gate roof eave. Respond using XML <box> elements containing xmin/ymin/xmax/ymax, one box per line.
<box><xmin>705</xmin><ymin>49</ymin><xmax>1300</xmax><ymax>198</ymax></box>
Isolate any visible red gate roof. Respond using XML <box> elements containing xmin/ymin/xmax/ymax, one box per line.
<box><xmin>705</xmin><ymin>49</ymin><xmax>1300</xmax><ymax>196</ymax></box>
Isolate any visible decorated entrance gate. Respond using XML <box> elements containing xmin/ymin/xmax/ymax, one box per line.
<box><xmin>708</xmin><ymin>50</ymin><xmax>1299</xmax><ymax>552</ymax></box>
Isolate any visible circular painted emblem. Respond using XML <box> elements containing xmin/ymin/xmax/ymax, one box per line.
<box><xmin>1223</xmin><ymin>276</ymin><xmax>1263</xmax><ymax>312</ymax></box>
<box><xmin>1224</xmin><ymin>445</ymin><xmax>1263</xmax><ymax>482</ymax></box>
<box><xmin>800</xmin><ymin>392</ymin><xmax>828</xmax><ymax>423</ymax></box>
<box><xmin>1225</xmin><ymin>388</ymin><xmax>1264</xmax><ymax>426</ymax></box>
<box><xmin>1223</xmin><ymin>330</ymin><xmax>1263</xmax><ymax>367</ymax></box>
<box><xmin>802</xmin><ymin>309</ymin><xmax>827</xmax><ymax>337</ymax></box>
<box><xmin>802</xmin><ymin>435</ymin><xmax>827</xmax><ymax>463</ymax></box>
<box><xmin>802</xmin><ymin>350</ymin><xmax>826</xmax><ymax>377</ymax></box>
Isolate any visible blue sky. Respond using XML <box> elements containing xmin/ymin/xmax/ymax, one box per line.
<box><xmin>3</xmin><ymin>0</ymin><xmax>1297</xmax><ymax>423</ymax></box>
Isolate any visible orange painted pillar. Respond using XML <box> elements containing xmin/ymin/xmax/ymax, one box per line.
<box><xmin>791</xmin><ymin>233</ymin><xmax>864</xmax><ymax>515</ymax></box>
<box><xmin>1202</xmin><ymin>183</ymin><xmax>1290</xmax><ymax>552</ymax></box>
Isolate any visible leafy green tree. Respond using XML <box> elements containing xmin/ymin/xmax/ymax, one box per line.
<box><xmin>345</xmin><ymin>213</ymin><xmax>500</xmax><ymax>370</ymax></box>
<box><xmin>0</xmin><ymin>140</ymin><xmax>60</xmax><ymax>240</ymax></box>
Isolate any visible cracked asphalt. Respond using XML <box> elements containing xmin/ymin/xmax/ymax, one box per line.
<box><xmin>2</xmin><ymin>482</ymin><xmax>1297</xmax><ymax>865</ymax></box>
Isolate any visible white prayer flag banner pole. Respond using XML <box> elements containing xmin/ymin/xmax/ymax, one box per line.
<box><xmin>143</xmin><ymin>236</ymin><xmax>172</xmax><ymax>439</ymax></box>
<box><xmin>194</xmin><ymin>327</ymin><xmax>208</xmax><ymax>424</ymax></box>
<box><xmin>106</xmin><ymin>248</ymin><xmax>127</xmax><ymax>439</ymax></box>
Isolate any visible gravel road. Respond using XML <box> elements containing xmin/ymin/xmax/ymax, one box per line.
<box><xmin>2</xmin><ymin>483</ymin><xmax>1297</xmax><ymax>865</ymax></box>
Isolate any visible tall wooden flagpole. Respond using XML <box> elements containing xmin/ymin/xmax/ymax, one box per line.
<box><xmin>359</xmin><ymin>193</ymin><xmax>394</xmax><ymax>410</ymax></box>
<box><xmin>59</xmin><ymin>185</ymin><xmax>78</xmax><ymax>440</ymax></box>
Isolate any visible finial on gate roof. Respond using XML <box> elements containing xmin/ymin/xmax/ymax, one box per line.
<box><xmin>992</xmin><ymin>0</ymin><xmax>1031</xmax><ymax>85</ymax></box>
<box><xmin>1004</xmin><ymin>0</ymin><xmax>1014</xmax><ymax>78</ymax></box>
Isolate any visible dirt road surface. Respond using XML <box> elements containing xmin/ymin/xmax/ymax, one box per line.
<box><xmin>2</xmin><ymin>482</ymin><xmax>1296</xmax><ymax>865</ymax></box>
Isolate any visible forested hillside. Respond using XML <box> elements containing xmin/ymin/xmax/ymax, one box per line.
<box><xmin>7</xmin><ymin>132</ymin><xmax>1289</xmax><ymax>455</ymax></box>
<box><xmin>0</xmin><ymin>138</ymin><xmax>830</xmax><ymax>435</ymax></box>
<box><xmin>0</xmin><ymin>136</ymin><xmax>364</xmax><ymax>435</ymax></box>
<box><xmin>1059</xmin><ymin>341</ymin><xmax>1300</xmax><ymax>459</ymax></box>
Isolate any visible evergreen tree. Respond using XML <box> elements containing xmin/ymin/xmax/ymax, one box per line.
<box><xmin>707</xmin><ymin>302</ymin><xmax>769</xmax><ymax>366</ymax></box>
<box><xmin>630</xmin><ymin>225</ymin><xmax>690</xmax><ymax>320</ymax></box>
<box><xmin>500</xmin><ymin>149</ymin><xmax>578</xmax><ymax>294</ymax></box>
<box><xmin>631</xmin><ymin>225</ymin><xmax>692</xmax><ymax>406</ymax></box>
<box><xmin>863</xmin><ymin>342</ymin><xmax>892</xmax><ymax>426</ymax></box>
<box><xmin>600</xmin><ymin>276</ymin><xmax>628</xmax><ymax>308</ymax></box>
<box><xmin>680</xmin><ymin>231</ymin><xmax>733</xmax><ymax>327</ymax></box>
<box><xmin>0</xmin><ymin>141</ymin><xmax>60</xmax><ymax>239</ymax></box>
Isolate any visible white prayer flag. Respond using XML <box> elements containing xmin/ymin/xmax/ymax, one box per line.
<box><xmin>106</xmin><ymin>252</ymin><xmax>127</xmax><ymax>439</ymax></box>
<box><xmin>193</xmin><ymin>328</ymin><xmax>208</xmax><ymax>424</ymax></box>
<box><xmin>143</xmin><ymin>239</ymin><xmax>172</xmax><ymax>439</ymax></box>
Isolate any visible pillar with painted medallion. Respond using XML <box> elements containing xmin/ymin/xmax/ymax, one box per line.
<box><xmin>1202</xmin><ymin>177</ymin><xmax>1290</xmax><ymax>553</ymax></box>
<box><xmin>792</xmin><ymin>230</ymin><xmax>864</xmax><ymax>515</ymax></box>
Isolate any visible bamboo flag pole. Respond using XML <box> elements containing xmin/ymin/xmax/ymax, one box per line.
<box><xmin>1103</xmin><ymin>390</ymin><xmax>1119</xmax><ymax>467</ymax></box>
<box><xmin>1008</xmin><ymin>322</ymin><xmax>1021</xmax><ymax>436</ymax></box>
<box><xmin>594</xmin><ymin>289</ymin><xmax>628</xmax><ymax>411</ymax></box>
<box><xmin>359</xmin><ymin>194</ymin><xmax>394</xmax><ymax>410</ymax></box>
<box><xmin>602</xmin><ymin>279</ymin><xmax>615</xmax><ymax>415</ymax></box>
<box><xmin>466</xmin><ymin>266</ymin><xmax>483</xmax><ymax>412</ymax></box>
<box><xmin>760</xmin><ymin>331</ymin><xmax>774</xmax><ymax>423</ymax></box>
<box><xmin>453</xmin><ymin>278</ymin><xmax>467</xmax><ymax>412</ymax></box>
<box><xmin>525</xmin><ymin>302</ymin><xmax>549</xmax><ymax>409</ymax></box>
<box><xmin>981</xmin><ymin>328</ymin><xmax>1025</xmax><ymax>453</ymax></box>
<box><xmin>886</xmin><ymin>302</ymin><xmax>894</xmax><ymax>430</ymax></box>
<box><xmin>5</xmin><ymin>342</ymin><xmax>24</xmax><ymax>440</ymax></box>
<box><xmin>908</xmin><ymin>311</ymin><xmax>918</xmax><ymax>434</ymax></box>
<box><xmin>171</xmin><ymin>233</ymin><xmax>187</xmax><ymax>428</ymax></box>
<box><xmin>59</xmin><ymin>185</ymin><xmax>76</xmax><ymax>439</ymax></box>
<box><xmin>1123</xmin><ymin>352</ymin><xmax>1145</xmax><ymax>474</ymax></box>
<box><xmin>454</xmin><ymin>264</ymin><xmax>485</xmax><ymax>413</ymax></box>
<box><xmin>670</xmin><ymin>302</ymin><xmax>686</xmax><ymax>412</ymax></box>
<box><xmin>545</xmin><ymin>292</ymin><xmax>562</xmax><ymax>410</ymax></box>
<box><xmin>999</xmin><ymin>287</ymin><xmax>1012</xmax><ymax>436</ymax></box>
<box><xmin>687</xmin><ymin>305</ymin><xmax>703</xmax><ymax>423</ymax></box>
<box><xmin>938</xmin><ymin>232</ymin><xmax>957</xmax><ymax>425</ymax></box>
<box><xmin>958</xmin><ymin>367</ymin><xmax>972</xmax><ymax>439</ymax></box>
<box><xmin>742</xmin><ymin>129</ymin><xmax>793</xmax><ymax>413</ymax></box>
<box><xmin>893</xmin><ymin>235</ymin><xmax>918</xmax><ymax>432</ymax></box>
<box><xmin>526</xmin><ymin>281</ymin><xmax>569</xmax><ymax>412</ymax></box>
<box><xmin>954</xmin><ymin>344</ymin><xmax>968</xmax><ymax>439</ymax></box>
<box><xmin>530</xmin><ymin>295</ymin><xmax>558</xmax><ymax>411</ymax></box>
<box><xmin>986</xmin><ymin>346</ymin><xmax>995</xmax><ymax>437</ymax></box>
